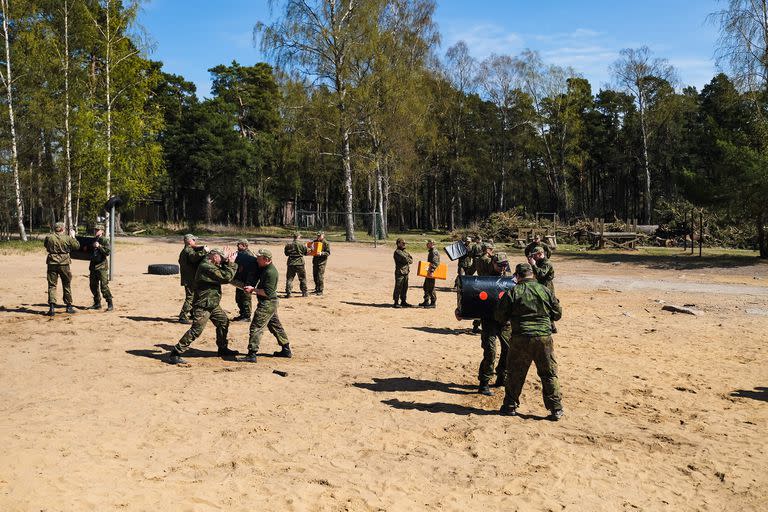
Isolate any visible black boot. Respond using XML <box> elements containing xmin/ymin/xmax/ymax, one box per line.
<box><xmin>478</xmin><ymin>384</ymin><xmax>493</xmax><ymax>396</ymax></box>
<box><xmin>418</xmin><ymin>301</ymin><xmax>430</xmax><ymax>307</ymax></box>
<box><xmin>499</xmin><ymin>404</ymin><xmax>517</xmax><ymax>416</ymax></box>
<box><xmin>65</xmin><ymin>305</ymin><xmax>76</xmax><ymax>314</ymax></box>
<box><xmin>493</xmin><ymin>375</ymin><xmax>505</xmax><ymax>388</ymax></box>
<box><xmin>273</xmin><ymin>344</ymin><xmax>293</xmax><ymax>358</ymax></box>
<box><xmin>168</xmin><ymin>349</ymin><xmax>186</xmax><ymax>365</ymax></box>
<box><xmin>393</xmin><ymin>301</ymin><xmax>401</xmax><ymax>308</ymax></box>
<box><xmin>240</xmin><ymin>351</ymin><xmax>257</xmax><ymax>363</ymax></box>
<box><xmin>217</xmin><ymin>345</ymin><xmax>239</xmax><ymax>357</ymax></box>
<box><xmin>427</xmin><ymin>301</ymin><xmax>436</xmax><ymax>309</ymax></box>
<box><xmin>88</xmin><ymin>300</ymin><xmax>102</xmax><ymax>310</ymax></box>
<box><xmin>401</xmin><ymin>302</ymin><xmax>413</xmax><ymax>308</ymax></box>
<box><xmin>548</xmin><ymin>409</ymin><xmax>564</xmax><ymax>421</ymax></box>
<box><xmin>46</xmin><ymin>304</ymin><xmax>55</xmax><ymax>317</ymax></box>
<box><xmin>106</xmin><ymin>300</ymin><xmax>114</xmax><ymax>312</ymax></box>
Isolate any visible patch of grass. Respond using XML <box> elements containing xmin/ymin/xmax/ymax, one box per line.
<box><xmin>0</xmin><ymin>239</ymin><xmax>45</xmax><ymax>255</ymax></box>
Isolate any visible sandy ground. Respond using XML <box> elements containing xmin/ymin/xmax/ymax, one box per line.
<box><xmin>0</xmin><ymin>237</ymin><xmax>766</xmax><ymax>511</ymax></box>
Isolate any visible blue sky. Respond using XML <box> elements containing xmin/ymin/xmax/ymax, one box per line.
<box><xmin>139</xmin><ymin>0</ymin><xmax>721</xmax><ymax>98</ymax></box>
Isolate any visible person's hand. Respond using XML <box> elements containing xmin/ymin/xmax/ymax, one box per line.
<box><xmin>69</xmin><ymin>229</ymin><xmax>76</xmax><ymax>237</ymax></box>
<box><xmin>93</xmin><ymin>241</ymin><xmax>100</xmax><ymax>248</ymax></box>
<box><xmin>227</xmin><ymin>252</ymin><xmax>237</xmax><ymax>264</ymax></box>
<box><xmin>244</xmin><ymin>285</ymin><xmax>255</xmax><ymax>294</ymax></box>
<box><xmin>527</xmin><ymin>257</ymin><xmax>536</xmax><ymax>266</ymax></box>
<box><xmin>203</xmin><ymin>245</ymin><xmax>210</xmax><ymax>253</ymax></box>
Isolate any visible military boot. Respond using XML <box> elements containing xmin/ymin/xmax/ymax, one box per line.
<box><xmin>427</xmin><ymin>301</ymin><xmax>437</xmax><ymax>309</ymax></box>
<box><xmin>478</xmin><ymin>383</ymin><xmax>493</xmax><ymax>396</ymax></box>
<box><xmin>88</xmin><ymin>300</ymin><xmax>102</xmax><ymax>310</ymax></box>
<box><xmin>273</xmin><ymin>344</ymin><xmax>293</xmax><ymax>358</ymax></box>
<box><xmin>106</xmin><ymin>300</ymin><xmax>114</xmax><ymax>312</ymax></box>
<box><xmin>46</xmin><ymin>304</ymin><xmax>55</xmax><ymax>317</ymax></box>
<box><xmin>65</xmin><ymin>305</ymin><xmax>76</xmax><ymax>314</ymax></box>
<box><xmin>493</xmin><ymin>375</ymin><xmax>505</xmax><ymax>388</ymax></box>
<box><xmin>302</xmin><ymin>292</ymin><xmax>309</xmax><ymax>297</ymax></box>
<box><xmin>217</xmin><ymin>345</ymin><xmax>239</xmax><ymax>357</ymax></box>
<box><xmin>548</xmin><ymin>409</ymin><xmax>564</xmax><ymax>421</ymax></box>
<box><xmin>418</xmin><ymin>300</ymin><xmax>430</xmax><ymax>307</ymax></box>
<box><xmin>240</xmin><ymin>351</ymin><xmax>257</xmax><ymax>363</ymax></box>
<box><xmin>393</xmin><ymin>301</ymin><xmax>401</xmax><ymax>308</ymax></box>
<box><xmin>167</xmin><ymin>349</ymin><xmax>186</xmax><ymax>365</ymax></box>
<box><xmin>499</xmin><ymin>404</ymin><xmax>517</xmax><ymax>416</ymax></box>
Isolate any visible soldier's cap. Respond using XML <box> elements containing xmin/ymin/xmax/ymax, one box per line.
<box><xmin>54</xmin><ymin>221</ymin><xmax>65</xmax><ymax>230</ymax></box>
<box><xmin>425</xmin><ymin>239</ymin><xmax>436</xmax><ymax>244</ymax></box>
<box><xmin>237</xmin><ymin>238</ymin><xmax>249</xmax><ymax>245</ymax></box>
<box><xmin>315</xmin><ymin>231</ymin><xmax>324</xmax><ymax>237</ymax></box>
<box><xmin>292</xmin><ymin>231</ymin><xmax>300</xmax><ymax>239</ymax></box>
<box><xmin>515</xmin><ymin>263</ymin><xmax>533</xmax><ymax>275</ymax></box>
<box><xmin>183</xmin><ymin>233</ymin><xmax>197</xmax><ymax>241</ymax></box>
<box><xmin>483</xmin><ymin>242</ymin><xmax>495</xmax><ymax>250</ymax></box>
<box><xmin>493</xmin><ymin>252</ymin><xmax>509</xmax><ymax>264</ymax></box>
<box><xmin>396</xmin><ymin>237</ymin><xmax>405</xmax><ymax>244</ymax></box>
<box><xmin>257</xmin><ymin>248</ymin><xmax>272</xmax><ymax>259</ymax></box>
<box><xmin>94</xmin><ymin>224</ymin><xmax>105</xmax><ymax>232</ymax></box>
<box><xmin>208</xmin><ymin>249</ymin><xmax>225</xmax><ymax>258</ymax></box>
<box><xmin>464</xmin><ymin>236</ymin><xmax>472</xmax><ymax>242</ymax></box>
<box><xmin>532</xmin><ymin>246</ymin><xmax>546</xmax><ymax>255</ymax></box>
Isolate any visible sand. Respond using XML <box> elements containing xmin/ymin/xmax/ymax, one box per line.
<box><xmin>0</xmin><ymin>238</ymin><xmax>766</xmax><ymax>511</ymax></box>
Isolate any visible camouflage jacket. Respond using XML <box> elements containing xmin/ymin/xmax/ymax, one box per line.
<box><xmin>393</xmin><ymin>248</ymin><xmax>413</xmax><ymax>275</ymax></box>
<box><xmin>89</xmin><ymin>236</ymin><xmax>111</xmax><ymax>271</ymax></box>
<box><xmin>313</xmin><ymin>239</ymin><xmax>331</xmax><ymax>262</ymax></box>
<box><xmin>178</xmin><ymin>245</ymin><xmax>207</xmax><ymax>287</ymax></box>
<box><xmin>525</xmin><ymin>241</ymin><xmax>552</xmax><ymax>258</ymax></box>
<box><xmin>533</xmin><ymin>258</ymin><xmax>555</xmax><ymax>292</ymax></box>
<box><xmin>44</xmin><ymin>233</ymin><xmax>81</xmax><ymax>266</ymax></box>
<box><xmin>254</xmin><ymin>262</ymin><xmax>279</xmax><ymax>301</ymax></box>
<box><xmin>427</xmin><ymin>247</ymin><xmax>440</xmax><ymax>272</ymax></box>
<box><xmin>192</xmin><ymin>260</ymin><xmax>236</xmax><ymax>309</ymax></box>
<box><xmin>494</xmin><ymin>278</ymin><xmax>562</xmax><ymax>336</ymax></box>
<box><xmin>284</xmin><ymin>241</ymin><xmax>308</xmax><ymax>266</ymax></box>
<box><xmin>475</xmin><ymin>254</ymin><xmax>501</xmax><ymax>276</ymax></box>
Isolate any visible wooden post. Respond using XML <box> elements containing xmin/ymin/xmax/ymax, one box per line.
<box><xmin>699</xmin><ymin>210</ymin><xmax>703</xmax><ymax>257</ymax></box>
<box><xmin>683</xmin><ymin>210</ymin><xmax>688</xmax><ymax>251</ymax></box>
<box><xmin>600</xmin><ymin>218</ymin><xmax>605</xmax><ymax>249</ymax></box>
<box><xmin>690</xmin><ymin>209</ymin><xmax>695</xmax><ymax>255</ymax></box>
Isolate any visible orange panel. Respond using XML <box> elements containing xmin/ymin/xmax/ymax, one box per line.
<box><xmin>417</xmin><ymin>261</ymin><xmax>447</xmax><ymax>280</ymax></box>
<box><xmin>306</xmin><ymin>241</ymin><xmax>323</xmax><ymax>256</ymax></box>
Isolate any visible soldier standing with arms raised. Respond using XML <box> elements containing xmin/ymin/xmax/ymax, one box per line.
<box><xmin>178</xmin><ymin>234</ymin><xmax>208</xmax><ymax>324</ymax></box>
<box><xmin>44</xmin><ymin>222</ymin><xmax>81</xmax><ymax>316</ymax></box>
<box><xmin>311</xmin><ymin>231</ymin><xmax>330</xmax><ymax>296</ymax></box>
<box><xmin>392</xmin><ymin>238</ymin><xmax>413</xmax><ymax>308</ymax></box>
<box><xmin>241</xmin><ymin>249</ymin><xmax>292</xmax><ymax>362</ymax></box>
<box><xmin>87</xmin><ymin>224</ymin><xmax>113</xmax><ymax>311</ymax></box>
<box><xmin>284</xmin><ymin>232</ymin><xmax>309</xmax><ymax>297</ymax></box>
<box><xmin>495</xmin><ymin>262</ymin><xmax>563</xmax><ymax>420</ymax></box>
<box><xmin>167</xmin><ymin>249</ymin><xmax>239</xmax><ymax>365</ymax></box>
<box><xmin>419</xmin><ymin>239</ymin><xmax>440</xmax><ymax>308</ymax></box>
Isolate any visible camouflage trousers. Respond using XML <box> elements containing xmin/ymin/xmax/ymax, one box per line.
<box><xmin>248</xmin><ymin>299</ymin><xmax>289</xmax><ymax>353</ymax></box>
<box><xmin>312</xmin><ymin>260</ymin><xmax>327</xmax><ymax>293</ymax></box>
<box><xmin>235</xmin><ymin>288</ymin><xmax>252</xmax><ymax>317</ymax></box>
<box><xmin>174</xmin><ymin>304</ymin><xmax>230</xmax><ymax>353</ymax></box>
<box><xmin>285</xmin><ymin>264</ymin><xmax>307</xmax><ymax>295</ymax></box>
<box><xmin>393</xmin><ymin>274</ymin><xmax>409</xmax><ymax>303</ymax></box>
<box><xmin>89</xmin><ymin>266</ymin><xmax>112</xmax><ymax>303</ymax></box>
<box><xmin>503</xmin><ymin>334</ymin><xmax>562</xmax><ymax>412</ymax></box>
<box><xmin>478</xmin><ymin>318</ymin><xmax>509</xmax><ymax>385</ymax></box>
<box><xmin>47</xmin><ymin>264</ymin><xmax>73</xmax><ymax>305</ymax></box>
<box><xmin>422</xmin><ymin>278</ymin><xmax>436</xmax><ymax>304</ymax></box>
<box><xmin>179</xmin><ymin>286</ymin><xmax>195</xmax><ymax>319</ymax></box>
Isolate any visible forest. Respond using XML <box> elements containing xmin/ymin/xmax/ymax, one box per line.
<box><xmin>0</xmin><ymin>0</ymin><xmax>766</xmax><ymax>256</ymax></box>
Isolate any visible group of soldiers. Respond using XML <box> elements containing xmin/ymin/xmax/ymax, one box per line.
<box><xmin>44</xmin><ymin>220</ymin><xmax>562</xmax><ymax>419</ymax></box>
<box><xmin>391</xmin><ymin>233</ymin><xmax>563</xmax><ymax>420</ymax></box>
<box><xmin>170</xmin><ymin>231</ymin><xmax>331</xmax><ymax>364</ymax></box>
<box><xmin>44</xmin><ymin>222</ymin><xmax>113</xmax><ymax>317</ymax></box>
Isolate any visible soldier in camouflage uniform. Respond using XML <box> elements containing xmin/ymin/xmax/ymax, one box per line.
<box><xmin>284</xmin><ymin>232</ymin><xmax>309</xmax><ymax>297</ymax></box>
<box><xmin>87</xmin><ymin>224</ymin><xmax>113</xmax><ymax>311</ymax></box>
<box><xmin>475</xmin><ymin>250</ymin><xmax>511</xmax><ymax>396</ymax></box>
<box><xmin>178</xmin><ymin>234</ymin><xmax>208</xmax><ymax>324</ymax></box>
<box><xmin>241</xmin><ymin>248</ymin><xmax>291</xmax><ymax>362</ymax></box>
<box><xmin>529</xmin><ymin>246</ymin><xmax>557</xmax><ymax>333</ymax></box>
<box><xmin>311</xmin><ymin>231</ymin><xmax>331</xmax><ymax>296</ymax></box>
<box><xmin>457</xmin><ymin>236</ymin><xmax>478</xmax><ymax>277</ymax></box>
<box><xmin>419</xmin><ymin>239</ymin><xmax>440</xmax><ymax>308</ymax></box>
<box><xmin>494</xmin><ymin>262</ymin><xmax>563</xmax><ymax>420</ymax></box>
<box><xmin>392</xmin><ymin>237</ymin><xmax>413</xmax><ymax>308</ymax></box>
<box><xmin>167</xmin><ymin>249</ymin><xmax>239</xmax><ymax>364</ymax></box>
<box><xmin>524</xmin><ymin>234</ymin><xmax>552</xmax><ymax>258</ymax></box>
<box><xmin>44</xmin><ymin>221</ymin><xmax>81</xmax><ymax>316</ymax></box>
<box><xmin>233</xmin><ymin>239</ymin><xmax>255</xmax><ymax>321</ymax></box>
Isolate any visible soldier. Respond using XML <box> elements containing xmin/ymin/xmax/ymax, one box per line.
<box><xmin>475</xmin><ymin>251</ymin><xmax>511</xmax><ymax>396</ymax></box>
<box><xmin>241</xmin><ymin>248</ymin><xmax>291</xmax><ymax>362</ymax></box>
<box><xmin>529</xmin><ymin>246</ymin><xmax>557</xmax><ymax>333</ymax></box>
<box><xmin>233</xmin><ymin>239</ymin><xmax>255</xmax><ymax>321</ymax></box>
<box><xmin>87</xmin><ymin>224</ymin><xmax>113</xmax><ymax>311</ymax></box>
<box><xmin>44</xmin><ymin>221</ymin><xmax>81</xmax><ymax>316</ymax></box>
<box><xmin>284</xmin><ymin>231</ymin><xmax>309</xmax><ymax>297</ymax></box>
<box><xmin>494</xmin><ymin>262</ymin><xmax>563</xmax><ymax>420</ymax></box>
<box><xmin>524</xmin><ymin>234</ymin><xmax>553</xmax><ymax>258</ymax></box>
<box><xmin>457</xmin><ymin>236</ymin><xmax>477</xmax><ymax>277</ymax></box>
<box><xmin>167</xmin><ymin>249</ymin><xmax>239</xmax><ymax>364</ymax></box>
<box><xmin>311</xmin><ymin>231</ymin><xmax>331</xmax><ymax>296</ymax></box>
<box><xmin>178</xmin><ymin>234</ymin><xmax>208</xmax><ymax>324</ymax></box>
<box><xmin>392</xmin><ymin>237</ymin><xmax>413</xmax><ymax>308</ymax></box>
<box><xmin>470</xmin><ymin>241</ymin><xmax>496</xmax><ymax>333</ymax></box>
<box><xmin>419</xmin><ymin>239</ymin><xmax>440</xmax><ymax>308</ymax></box>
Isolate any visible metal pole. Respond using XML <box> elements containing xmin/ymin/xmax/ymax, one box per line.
<box><xmin>109</xmin><ymin>204</ymin><xmax>115</xmax><ymax>281</ymax></box>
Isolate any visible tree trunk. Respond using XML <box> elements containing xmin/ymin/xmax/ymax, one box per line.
<box><xmin>63</xmin><ymin>0</ymin><xmax>74</xmax><ymax>231</ymax></box>
<box><xmin>205</xmin><ymin>193</ymin><xmax>213</xmax><ymax>225</ymax></box>
<box><xmin>240</xmin><ymin>183</ymin><xmax>247</xmax><ymax>228</ymax></box>
<box><xmin>104</xmin><ymin>1</ymin><xmax>113</xmax><ymax>235</ymax></box>
<box><xmin>758</xmin><ymin>208</ymin><xmax>767</xmax><ymax>258</ymax></box>
<box><xmin>0</xmin><ymin>0</ymin><xmax>27</xmax><ymax>241</ymax></box>
<box><xmin>341</xmin><ymin>125</ymin><xmax>355</xmax><ymax>241</ymax></box>
<box><xmin>638</xmin><ymin>93</ymin><xmax>652</xmax><ymax>224</ymax></box>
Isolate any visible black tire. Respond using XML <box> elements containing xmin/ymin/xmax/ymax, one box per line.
<box><xmin>147</xmin><ymin>263</ymin><xmax>179</xmax><ymax>275</ymax></box>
